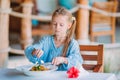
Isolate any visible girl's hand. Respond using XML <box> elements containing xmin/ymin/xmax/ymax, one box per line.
<box><xmin>32</xmin><ymin>49</ymin><xmax>43</xmax><ymax>58</ymax></box>
<box><xmin>52</xmin><ymin>57</ymin><xmax>68</xmax><ymax>65</ymax></box>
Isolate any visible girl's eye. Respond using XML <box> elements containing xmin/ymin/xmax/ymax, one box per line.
<box><xmin>60</xmin><ymin>24</ymin><xmax>64</xmax><ymax>27</ymax></box>
<box><xmin>52</xmin><ymin>23</ymin><xmax>57</xmax><ymax>26</ymax></box>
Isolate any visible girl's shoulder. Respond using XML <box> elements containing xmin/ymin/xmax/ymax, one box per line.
<box><xmin>68</xmin><ymin>39</ymin><xmax>79</xmax><ymax>51</ymax></box>
<box><xmin>70</xmin><ymin>38</ymin><xmax>79</xmax><ymax>45</ymax></box>
<box><xmin>68</xmin><ymin>38</ymin><xmax>79</xmax><ymax>48</ymax></box>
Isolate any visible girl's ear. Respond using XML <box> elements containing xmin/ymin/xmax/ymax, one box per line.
<box><xmin>68</xmin><ymin>23</ymin><xmax>72</xmax><ymax>29</ymax></box>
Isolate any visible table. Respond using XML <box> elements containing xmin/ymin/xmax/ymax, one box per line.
<box><xmin>0</xmin><ymin>68</ymin><xmax>118</xmax><ymax>80</ymax></box>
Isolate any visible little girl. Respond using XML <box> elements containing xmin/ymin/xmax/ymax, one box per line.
<box><xmin>25</xmin><ymin>7</ymin><xmax>83</xmax><ymax>71</ymax></box>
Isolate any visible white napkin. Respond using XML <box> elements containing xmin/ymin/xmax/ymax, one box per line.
<box><xmin>76</xmin><ymin>61</ymin><xmax>89</xmax><ymax>77</ymax></box>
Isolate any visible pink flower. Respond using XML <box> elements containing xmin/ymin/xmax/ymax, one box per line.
<box><xmin>67</xmin><ymin>67</ymin><xmax>80</xmax><ymax>78</ymax></box>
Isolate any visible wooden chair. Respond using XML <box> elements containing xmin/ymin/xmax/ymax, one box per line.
<box><xmin>89</xmin><ymin>1</ymin><xmax>118</xmax><ymax>43</ymax></box>
<box><xmin>80</xmin><ymin>44</ymin><xmax>104</xmax><ymax>72</ymax></box>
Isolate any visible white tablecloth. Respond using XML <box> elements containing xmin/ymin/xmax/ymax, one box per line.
<box><xmin>0</xmin><ymin>69</ymin><xmax>118</xmax><ymax>80</ymax></box>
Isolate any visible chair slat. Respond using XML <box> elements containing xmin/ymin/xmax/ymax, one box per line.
<box><xmin>82</xmin><ymin>64</ymin><xmax>96</xmax><ymax>70</ymax></box>
<box><xmin>82</xmin><ymin>55</ymin><xmax>97</xmax><ymax>61</ymax></box>
<box><xmin>80</xmin><ymin>45</ymin><xmax>101</xmax><ymax>51</ymax></box>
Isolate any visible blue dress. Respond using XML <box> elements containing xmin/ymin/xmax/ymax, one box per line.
<box><xmin>25</xmin><ymin>35</ymin><xmax>83</xmax><ymax>71</ymax></box>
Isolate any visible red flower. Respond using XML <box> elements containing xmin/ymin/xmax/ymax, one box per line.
<box><xmin>67</xmin><ymin>67</ymin><xmax>80</xmax><ymax>78</ymax></box>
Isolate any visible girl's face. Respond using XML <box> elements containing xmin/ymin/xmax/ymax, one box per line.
<box><xmin>51</xmin><ymin>15</ymin><xmax>71</xmax><ymax>37</ymax></box>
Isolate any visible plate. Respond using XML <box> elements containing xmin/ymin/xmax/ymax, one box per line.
<box><xmin>16</xmin><ymin>63</ymin><xmax>58</xmax><ymax>76</ymax></box>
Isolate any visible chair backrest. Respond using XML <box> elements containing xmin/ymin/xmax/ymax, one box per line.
<box><xmin>89</xmin><ymin>1</ymin><xmax>118</xmax><ymax>43</ymax></box>
<box><xmin>80</xmin><ymin>44</ymin><xmax>104</xmax><ymax>72</ymax></box>
<box><xmin>90</xmin><ymin>1</ymin><xmax>118</xmax><ymax>25</ymax></box>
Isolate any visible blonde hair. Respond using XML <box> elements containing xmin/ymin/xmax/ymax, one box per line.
<box><xmin>52</xmin><ymin>7</ymin><xmax>76</xmax><ymax>57</ymax></box>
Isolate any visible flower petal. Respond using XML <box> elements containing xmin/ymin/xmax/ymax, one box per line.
<box><xmin>67</xmin><ymin>66</ymin><xmax>80</xmax><ymax>78</ymax></box>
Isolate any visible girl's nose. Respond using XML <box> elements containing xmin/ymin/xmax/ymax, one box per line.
<box><xmin>55</xmin><ymin>24</ymin><xmax>59</xmax><ymax>29</ymax></box>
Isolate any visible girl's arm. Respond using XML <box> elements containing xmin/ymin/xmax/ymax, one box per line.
<box><xmin>24</xmin><ymin>36</ymin><xmax>46</xmax><ymax>64</ymax></box>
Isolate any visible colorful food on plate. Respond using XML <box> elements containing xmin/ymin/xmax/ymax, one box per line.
<box><xmin>30</xmin><ymin>65</ymin><xmax>49</xmax><ymax>71</ymax></box>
